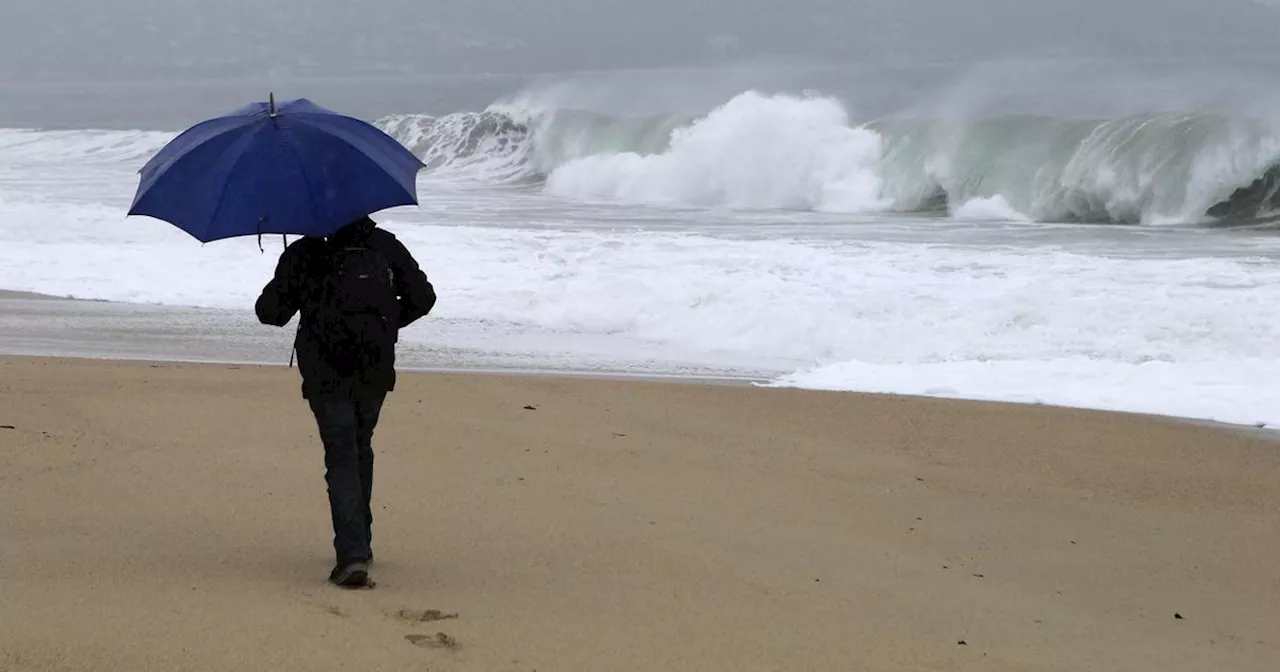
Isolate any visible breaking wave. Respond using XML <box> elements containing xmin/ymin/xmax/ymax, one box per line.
<box><xmin>377</xmin><ymin>91</ymin><xmax>1280</xmax><ymax>225</ymax></box>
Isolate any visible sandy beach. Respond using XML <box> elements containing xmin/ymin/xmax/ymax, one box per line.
<box><xmin>0</xmin><ymin>354</ymin><xmax>1276</xmax><ymax>671</ymax></box>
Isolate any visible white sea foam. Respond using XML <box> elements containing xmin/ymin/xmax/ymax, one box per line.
<box><xmin>5</xmin><ymin>95</ymin><xmax>1280</xmax><ymax>427</ymax></box>
<box><xmin>378</xmin><ymin>91</ymin><xmax>1280</xmax><ymax>225</ymax></box>
<box><xmin>951</xmin><ymin>195</ymin><xmax>1030</xmax><ymax>221</ymax></box>
<box><xmin>544</xmin><ymin>92</ymin><xmax>887</xmax><ymax>213</ymax></box>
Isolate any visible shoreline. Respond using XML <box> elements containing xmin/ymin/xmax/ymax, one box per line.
<box><xmin>0</xmin><ymin>289</ymin><xmax>776</xmax><ymax>383</ymax></box>
<box><xmin>3</xmin><ymin>288</ymin><xmax>1278</xmax><ymax>437</ymax></box>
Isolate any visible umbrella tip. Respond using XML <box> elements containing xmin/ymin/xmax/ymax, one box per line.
<box><xmin>269</xmin><ymin>92</ymin><xmax>277</xmax><ymax>119</ymax></box>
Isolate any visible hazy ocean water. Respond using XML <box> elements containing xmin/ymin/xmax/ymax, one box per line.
<box><xmin>4</xmin><ymin>69</ymin><xmax>1280</xmax><ymax>427</ymax></box>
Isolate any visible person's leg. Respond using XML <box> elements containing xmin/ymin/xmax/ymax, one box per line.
<box><xmin>308</xmin><ymin>397</ymin><xmax>372</xmax><ymax>578</ymax></box>
<box><xmin>353</xmin><ymin>393</ymin><xmax>386</xmax><ymax>560</ymax></box>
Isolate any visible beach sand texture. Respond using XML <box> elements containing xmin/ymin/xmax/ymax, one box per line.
<box><xmin>0</xmin><ymin>356</ymin><xmax>1276</xmax><ymax>671</ymax></box>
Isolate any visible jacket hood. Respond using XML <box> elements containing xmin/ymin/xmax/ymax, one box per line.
<box><xmin>329</xmin><ymin>216</ymin><xmax>377</xmax><ymax>245</ymax></box>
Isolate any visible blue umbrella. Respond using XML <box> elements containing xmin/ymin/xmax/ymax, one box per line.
<box><xmin>128</xmin><ymin>95</ymin><xmax>425</xmax><ymax>243</ymax></box>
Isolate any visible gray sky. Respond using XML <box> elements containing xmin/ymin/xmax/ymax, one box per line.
<box><xmin>4</xmin><ymin>0</ymin><xmax>1280</xmax><ymax>128</ymax></box>
<box><xmin>3</xmin><ymin>0</ymin><xmax>1280</xmax><ymax>82</ymax></box>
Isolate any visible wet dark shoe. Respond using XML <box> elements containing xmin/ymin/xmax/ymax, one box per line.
<box><xmin>329</xmin><ymin>561</ymin><xmax>370</xmax><ymax>588</ymax></box>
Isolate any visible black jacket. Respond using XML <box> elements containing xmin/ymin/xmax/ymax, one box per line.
<box><xmin>255</xmin><ymin>218</ymin><xmax>436</xmax><ymax>399</ymax></box>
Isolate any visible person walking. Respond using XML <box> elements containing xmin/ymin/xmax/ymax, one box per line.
<box><xmin>255</xmin><ymin>215</ymin><xmax>436</xmax><ymax>587</ymax></box>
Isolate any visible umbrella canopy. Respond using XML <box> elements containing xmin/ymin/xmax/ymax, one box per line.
<box><xmin>128</xmin><ymin>96</ymin><xmax>425</xmax><ymax>243</ymax></box>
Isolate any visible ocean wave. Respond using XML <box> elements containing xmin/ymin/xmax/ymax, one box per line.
<box><xmin>0</xmin><ymin>128</ymin><xmax>174</xmax><ymax>166</ymax></box>
<box><xmin>4</xmin><ymin>93</ymin><xmax>1278</xmax><ymax>227</ymax></box>
<box><xmin>376</xmin><ymin>92</ymin><xmax>1280</xmax><ymax>225</ymax></box>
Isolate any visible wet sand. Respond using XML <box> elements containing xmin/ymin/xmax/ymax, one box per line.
<box><xmin>1</xmin><ymin>355</ymin><xmax>1276</xmax><ymax>671</ymax></box>
<box><xmin>0</xmin><ymin>290</ymin><xmax>769</xmax><ymax>381</ymax></box>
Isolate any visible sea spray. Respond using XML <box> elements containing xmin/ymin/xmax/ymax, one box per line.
<box><xmin>377</xmin><ymin>92</ymin><xmax>1280</xmax><ymax>225</ymax></box>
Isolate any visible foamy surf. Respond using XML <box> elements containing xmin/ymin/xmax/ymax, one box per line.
<box><xmin>4</xmin><ymin>188</ymin><xmax>1280</xmax><ymax>426</ymax></box>
<box><xmin>545</xmin><ymin>93</ymin><xmax>886</xmax><ymax>212</ymax></box>
<box><xmin>4</xmin><ymin>88</ymin><xmax>1280</xmax><ymax>428</ymax></box>
<box><xmin>376</xmin><ymin>91</ymin><xmax>1280</xmax><ymax>226</ymax></box>
<box><xmin>951</xmin><ymin>195</ymin><xmax>1029</xmax><ymax>222</ymax></box>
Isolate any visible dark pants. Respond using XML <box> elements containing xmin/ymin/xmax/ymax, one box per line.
<box><xmin>308</xmin><ymin>393</ymin><xmax>386</xmax><ymax>564</ymax></box>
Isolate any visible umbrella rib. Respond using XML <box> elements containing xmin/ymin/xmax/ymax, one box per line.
<box><xmin>134</xmin><ymin>115</ymin><xmax>259</xmax><ymax>187</ymax></box>
<box><xmin>204</xmin><ymin>125</ymin><xmax>269</xmax><ymax>239</ymax></box>
<box><xmin>275</xmin><ymin>122</ymin><xmax>327</xmax><ymax>233</ymax></box>
<box><xmin>293</xmin><ymin>115</ymin><xmax>421</xmax><ymax>203</ymax></box>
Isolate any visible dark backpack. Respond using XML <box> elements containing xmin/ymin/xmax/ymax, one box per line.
<box><xmin>310</xmin><ymin>243</ymin><xmax>399</xmax><ymax>372</ymax></box>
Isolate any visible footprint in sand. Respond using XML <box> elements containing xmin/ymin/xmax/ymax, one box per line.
<box><xmin>397</xmin><ymin>608</ymin><xmax>459</xmax><ymax>623</ymax></box>
<box><xmin>405</xmin><ymin>632</ymin><xmax>458</xmax><ymax>650</ymax></box>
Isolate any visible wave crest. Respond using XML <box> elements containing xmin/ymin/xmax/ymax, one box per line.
<box><xmin>376</xmin><ymin>91</ymin><xmax>1280</xmax><ymax>225</ymax></box>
